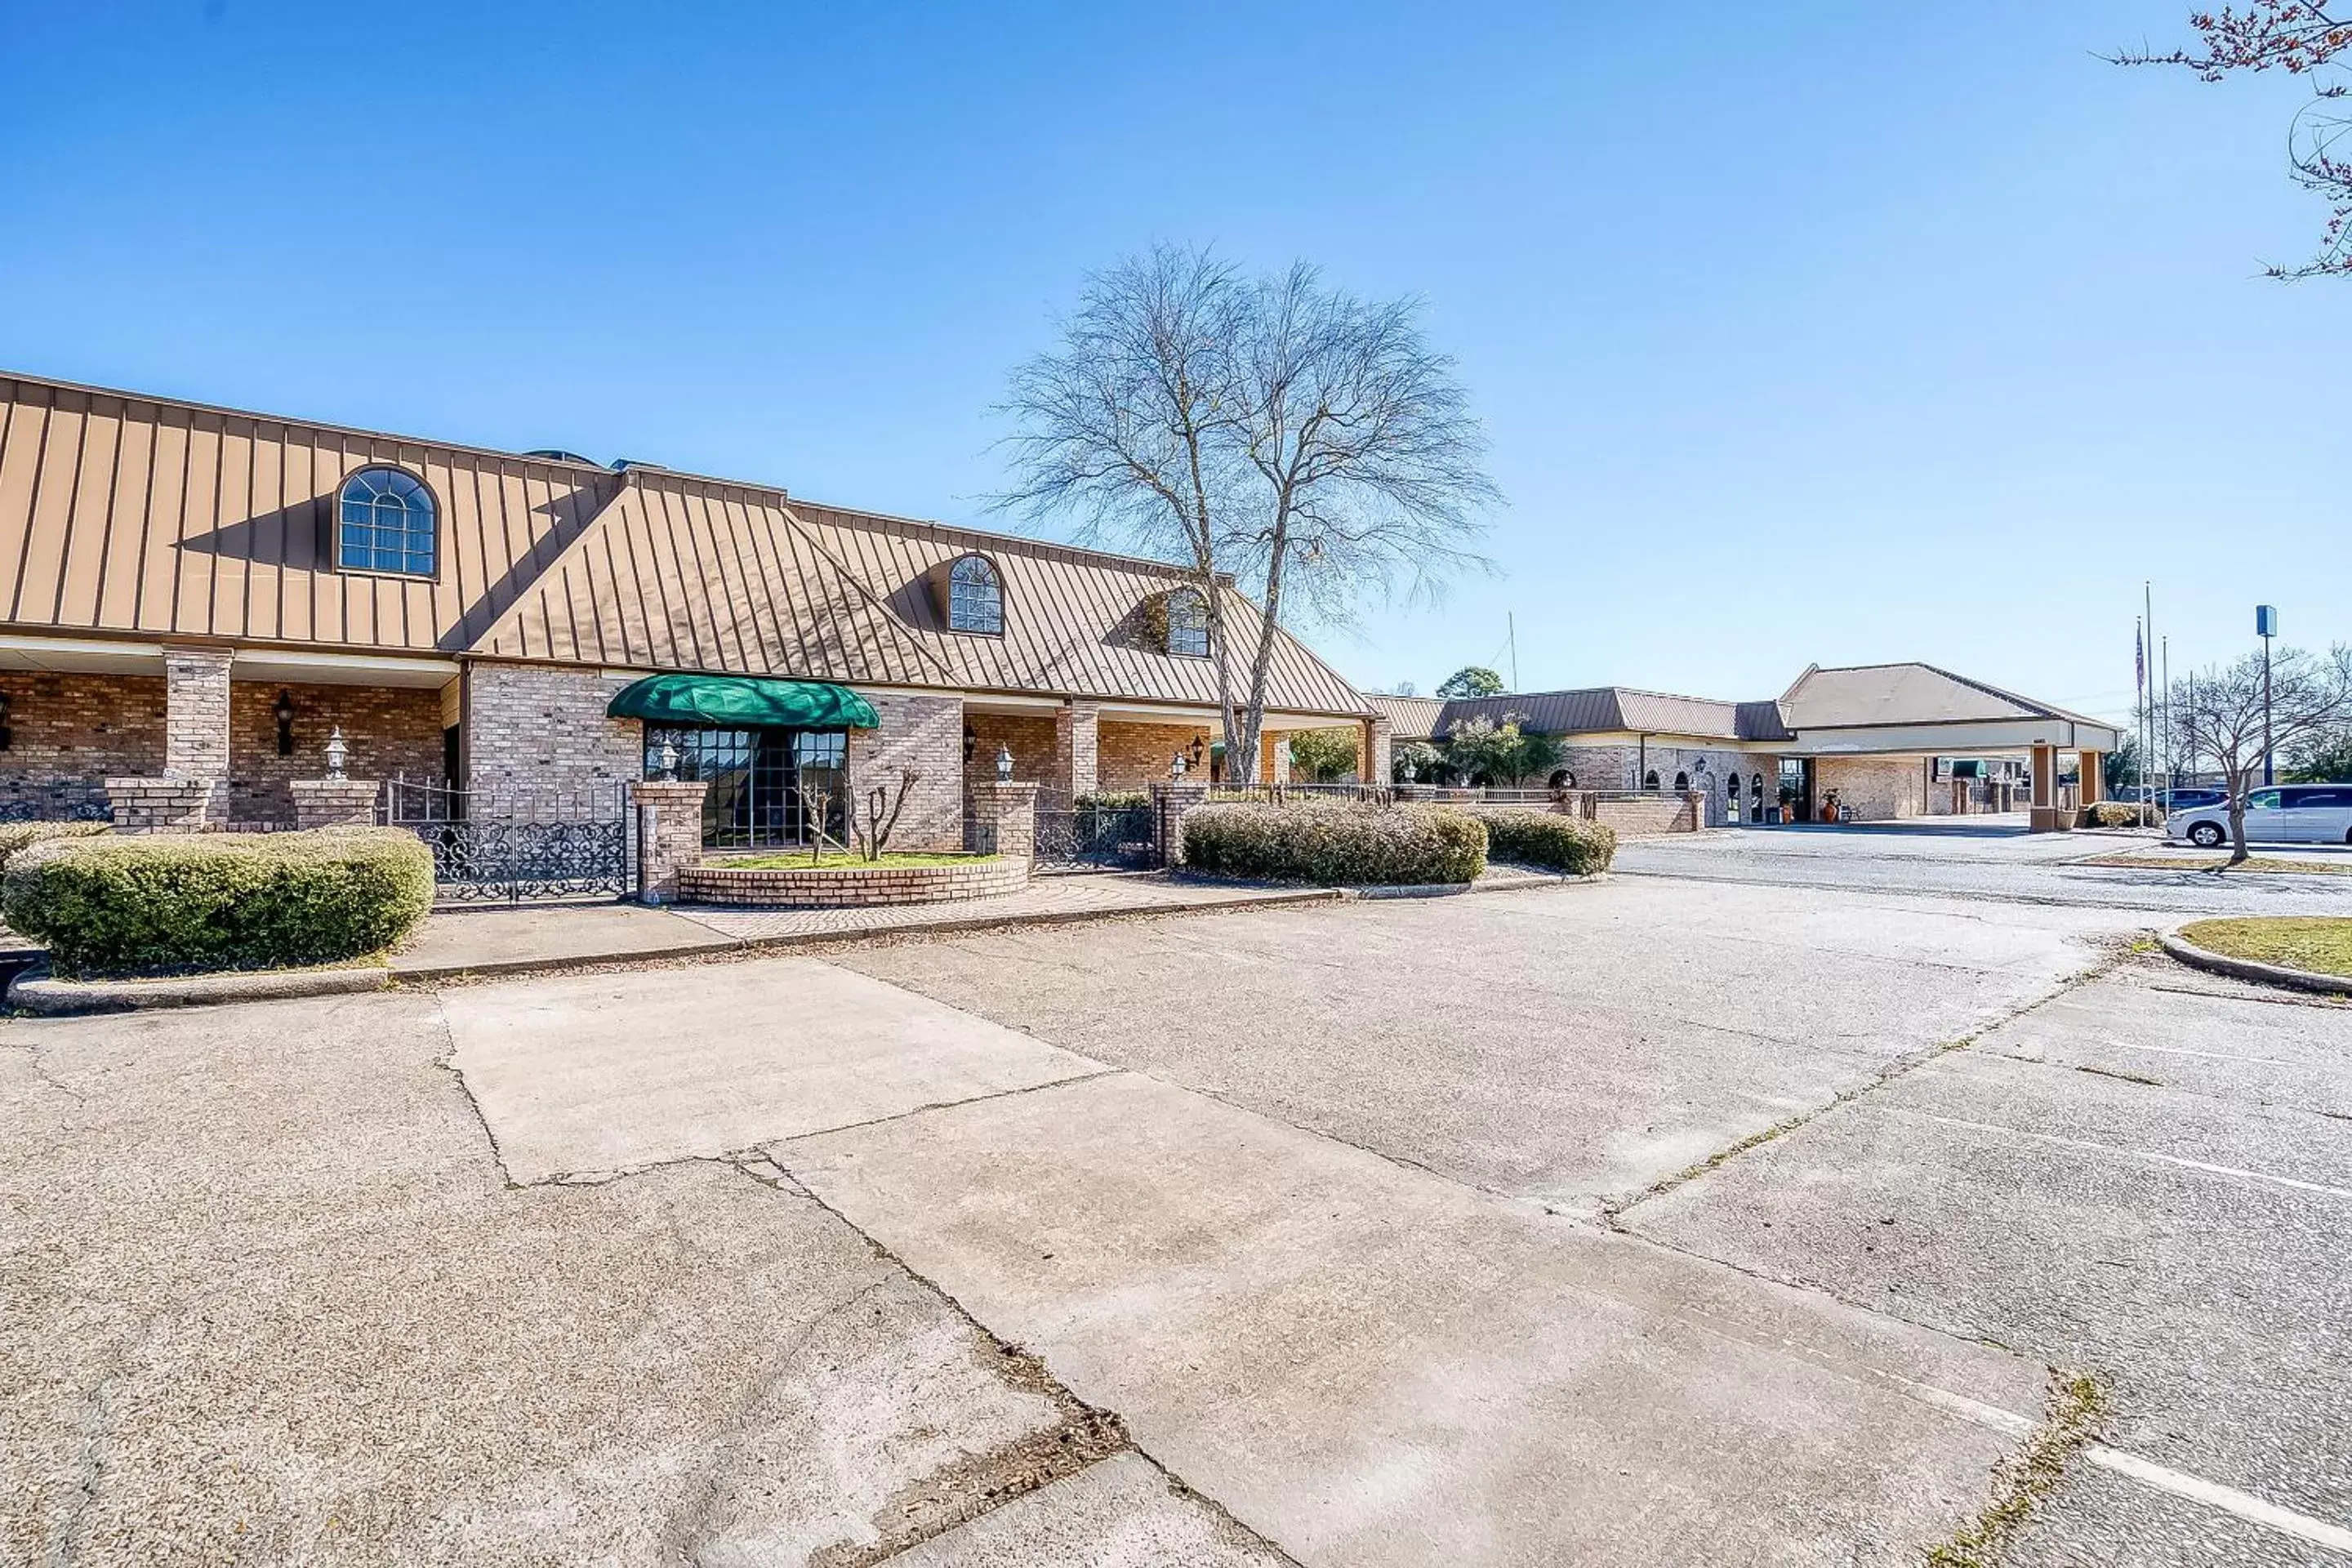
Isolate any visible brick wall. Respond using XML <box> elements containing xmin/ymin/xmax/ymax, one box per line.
<box><xmin>963</xmin><ymin>712</ymin><xmax>1057</xmax><ymax>791</ymax></box>
<box><xmin>679</xmin><ymin>856</ymin><xmax>1026</xmax><ymax>907</ymax></box>
<box><xmin>0</xmin><ymin>672</ymin><xmax>167</xmax><ymax>805</ymax></box>
<box><xmin>225</xmin><ymin>680</ymin><xmax>444</xmax><ymax>825</ymax></box>
<box><xmin>1053</xmin><ymin>702</ymin><xmax>1099</xmax><ymax>796</ymax></box>
<box><xmin>463</xmin><ymin>662</ymin><xmax>642</xmax><ymax>804</ymax></box>
<box><xmin>1815</xmin><ymin>755</ymin><xmax>1929</xmax><ymax>821</ymax></box>
<box><xmin>1101</xmin><ymin>719</ymin><xmax>1209</xmax><ymax>792</ymax></box>
<box><xmin>849</xmin><ymin>692</ymin><xmax>964</xmax><ymax>852</ymax></box>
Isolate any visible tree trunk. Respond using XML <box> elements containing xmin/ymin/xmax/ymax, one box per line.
<box><xmin>2226</xmin><ymin>800</ymin><xmax>2250</xmax><ymax>866</ymax></box>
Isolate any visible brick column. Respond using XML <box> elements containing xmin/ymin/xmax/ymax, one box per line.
<box><xmin>163</xmin><ymin>644</ymin><xmax>234</xmax><ymax>779</ymax></box>
<box><xmin>2026</xmin><ymin>742</ymin><xmax>2069</xmax><ymax>833</ymax></box>
<box><xmin>105</xmin><ymin>778</ymin><xmax>219</xmax><ymax>833</ymax></box>
<box><xmin>1156</xmin><ymin>780</ymin><xmax>1209</xmax><ymax>866</ymax></box>
<box><xmin>966</xmin><ymin>781</ymin><xmax>1040</xmax><ymax>861</ymax></box>
<box><xmin>1362</xmin><ymin>715</ymin><xmax>1392</xmax><ymax>786</ymax></box>
<box><xmin>1053</xmin><ymin>702</ymin><xmax>1099</xmax><ymax>798</ymax></box>
<box><xmin>631</xmin><ymin>780</ymin><xmax>709</xmax><ymax>905</ymax></box>
<box><xmin>291</xmin><ymin>778</ymin><xmax>380</xmax><ymax>830</ymax></box>
<box><xmin>1261</xmin><ymin>731</ymin><xmax>1291</xmax><ymax>784</ymax></box>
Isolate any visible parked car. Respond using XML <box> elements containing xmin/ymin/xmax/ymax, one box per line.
<box><xmin>2111</xmin><ymin>786</ymin><xmax>2226</xmax><ymax>811</ymax></box>
<box><xmin>2166</xmin><ymin>784</ymin><xmax>2352</xmax><ymax>848</ymax></box>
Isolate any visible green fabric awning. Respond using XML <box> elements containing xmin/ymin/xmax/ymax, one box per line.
<box><xmin>606</xmin><ymin>674</ymin><xmax>879</xmax><ymax>729</ymax></box>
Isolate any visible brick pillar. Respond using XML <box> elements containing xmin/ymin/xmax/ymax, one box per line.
<box><xmin>1261</xmin><ymin>731</ymin><xmax>1291</xmax><ymax>784</ymax></box>
<box><xmin>2026</xmin><ymin>743</ymin><xmax>2068</xmax><ymax>833</ymax></box>
<box><xmin>163</xmin><ymin>644</ymin><xmax>234</xmax><ymax>780</ymax></box>
<box><xmin>1156</xmin><ymin>780</ymin><xmax>1209</xmax><ymax>866</ymax></box>
<box><xmin>292</xmin><ymin>778</ymin><xmax>380</xmax><ymax>830</ymax></box>
<box><xmin>1053</xmin><ymin>702</ymin><xmax>1099</xmax><ymax>798</ymax></box>
<box><xmin>1362</xmin><ymin>716</ymin><xmax>1392</xmax><ymax>786</ymax></box>
<box><xmin>631</xmin><ymin>780</ymin><xmax>710</xmax><ymax>905</ymax></box>
<box><xmin>966</xmin><ymin>780</ymin><xmax>1039</xmax><ymax>861</ymax></box>
<box><xmin>1681</xmin><ymin>791</ymin><xmax>1704</xmax><ymax>833</ymax></box>
<box><xmin>105</xmin><ymin>778</ymin><xmax>219</xmax><ymax>833</ymax></box>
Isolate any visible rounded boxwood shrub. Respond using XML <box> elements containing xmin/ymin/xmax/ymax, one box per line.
<box><xmin>3</xmin><ymin>826</ymin><xmax>434</xmax><ymax>976</ymax></box>
<box><xmin>0</xmin><ymin>820</ymin><xmax>109</xmax><ymax>877</ymax></box>
<box><xmin>1181</xmin><ymin>801</ymin><xmax>1486</xmax><ymax>885</ymax></box>
<box><xmin>1476</xmin><ymin>808</ymin><xmax>1618</xmax><ymax>875</ymax></box>
<box><xmin>2085</xmin><ymin>801</ymin><xmax>2156</xmax><ymax>828</ymax></box>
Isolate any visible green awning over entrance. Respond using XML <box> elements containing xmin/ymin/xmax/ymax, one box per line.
<box><xmin>606</xmin><ymin>674</ymin><xmax>880</xmax><ymax>729</ymax></box>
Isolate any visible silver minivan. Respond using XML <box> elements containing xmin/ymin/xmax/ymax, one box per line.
<box><xmin>2166</xmin><ymin>785</ymin><xmax>2352</xmax><ymax>847</ymax></box>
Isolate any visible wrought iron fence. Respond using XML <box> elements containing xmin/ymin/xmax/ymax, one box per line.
<box><xmin>0</xmin><ymin>779</ymin><xmax>111</xmax><ymax>822</ymax></box>
<box><xmin>1030</xmin><ymin>790</ymin><xmax>1161</xmax><ymax>873</ymax></box>
<box><xmin>383</xmin><ymin>775</ymin><xmax>635</xmax><ymax>903</ymax></box>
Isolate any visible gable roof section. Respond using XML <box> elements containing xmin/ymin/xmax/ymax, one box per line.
<box><xmin>1372</xmin><ymin>685</ymin><xmax>1776</xmax><ymax>742</ymax></box>
<box><xmin>1777</xmin><ymin>662</ymin><xmax>2102</xmax><ymax>730</ymax></box>
<box><xmin>474</xmin><ymin>479</ymin><xmax>1369</xmax><ymax>713</ymax></box>
<box><xmin>0</xmin><ymin>372</ymin><xmax>615</xmax><ymax>653</ymax></box>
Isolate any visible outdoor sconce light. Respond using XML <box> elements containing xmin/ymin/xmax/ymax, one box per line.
<box><xmin>1170</xmin><ymin>751</ymin><xmax>1188</xmax><ymax>779</ymax></box>
<box><xmin>657</xmin><ymin>741</ymin><xmax>680</xmax><ymax>781</ymax></box>
<box><xmin>995</xmin><ymin>743</ymin><xmax>1014</xmax><ymax>783</ymax></box>
<box><xmin>0</xmin><ymin>690</ymin><xmax>12</xmax><ymax>752</ymax></box>
<box><xmin>323</xmin><ymin>727</ymin><xmax>350</xmax><ymax>781</ymax></box>
<box><xmin>1188</xmin><ymin>734</ymin><xmax>1206</xmax><ymax>769</ymax></box>
<box><xmin>273</xmin><ymin>688</ymin><xmax>296</xmax><ymax>756</ymax></box>
<box><xmin>962</xmin><ymin>724</ymin><xmax>978</xmax><ymax>764</ymax></box>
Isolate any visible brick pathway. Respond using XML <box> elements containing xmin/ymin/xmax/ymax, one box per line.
<box><xmin>673</xmin><ymin>872</ymin><xmax>1331</xmax><ymax>942</ymax></box>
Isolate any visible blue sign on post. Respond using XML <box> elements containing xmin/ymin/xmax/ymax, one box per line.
<box><xmin>2256</xmin><ymin>604</ymin><xmax>2278</xmax><ymax>638</ymax></box>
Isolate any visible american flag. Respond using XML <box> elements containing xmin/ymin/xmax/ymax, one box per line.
<box><xmin>2135</xmin><ymin>621</ymin><xmax>2145</xmax><ymax>688</ymax></box>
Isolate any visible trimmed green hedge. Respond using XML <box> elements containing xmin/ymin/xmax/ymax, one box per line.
<box><xmin>0</xmin><ymin>820</ymin><xmax>109</xmax><ymax>877</ymax></box>
<box><xmin>3</xmin><ymin>826</ymin><xmax>434</xmax><ymax>976</ymax></box>
<box><xmin>1476</xmin><ymin>808</ymin><xmax>1617</xmax><ymax>874</ymax></box>
<box><xmin>1181</xmin><ymin>801</ymin><xmax>1486</xmax><ymax>885</ymax></box>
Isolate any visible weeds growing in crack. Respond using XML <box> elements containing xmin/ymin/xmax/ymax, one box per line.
<box><xmin>1927</xmin><ymin>1368</ymin><xmax>2109</xmax><ymax>1567</ymax></box>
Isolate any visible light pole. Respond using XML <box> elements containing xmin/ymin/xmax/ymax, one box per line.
<box><xmin>2256</xmin><ymin>604</ymin><xmax>2278</xmax><ymax>786</ymax></box>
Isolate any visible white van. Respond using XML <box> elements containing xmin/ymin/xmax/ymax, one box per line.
<box><xmin>2166</xmin><ymin>785</ymin><xmax>2352</xmax><ymax>848</ymax></box>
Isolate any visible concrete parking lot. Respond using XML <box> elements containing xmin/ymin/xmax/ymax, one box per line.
<box><xmin>4</xmin><ymin>826</ymin><xmax>2347</xmax><ymax>1565</ymax></box>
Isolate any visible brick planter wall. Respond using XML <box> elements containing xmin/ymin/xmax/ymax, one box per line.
<box><xmin>678</xmin><ymin>856</ymin><xmax>1028</xmax><ymax>907</ymax></box>
<box><xmin>1592</xmin><ymin>792</ymin><xmax>1702</xmax><ymax>836</ymax></box>
<box><xmin>290</xmin><ymin>778</ymin><xmax>380</xmax><ymax>829</ymax></box>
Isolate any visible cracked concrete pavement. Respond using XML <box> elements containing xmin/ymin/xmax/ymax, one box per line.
<box><xmin>7</xmin><ymin>834</ymin><xmax>2348</xmax><ymax>1564</ymax></box>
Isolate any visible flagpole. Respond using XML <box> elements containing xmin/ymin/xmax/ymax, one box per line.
<box><xmin>2143</xmin><ymin>581</ymin><xmax>2155</xmax><ymax>826</ymax></box>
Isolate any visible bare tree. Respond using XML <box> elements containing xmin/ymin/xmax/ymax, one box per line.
<box><xmin>996</xmin><ymin>245</ymin><xmax>1498</xmax><ymax>781</ymax></box>
<box><xmin>849</xmin><ymin>768</ymin><xmax>922</xmax><ymax>862</ymax></box>
<box><xmin>2114</xmin><ymin>4</ymin><xmax>2352</xmax><ymax>276</ymax></box>
<box><xmin>2163</xmin><ymin>644</ymin><xmax>2352</xmax><ymax>862</ymax></box>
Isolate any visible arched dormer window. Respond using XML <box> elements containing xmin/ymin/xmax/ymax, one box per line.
<box><xmin>1644</xmin><ymin>769</ymin><xmax>1661</xmax><ymax>791</ymax></box>
<box><xmin>337</xmin><ymin>466</ymin><xmax>437</xmax><ymax>577</ymax></box>
<box><xmin>1164</xmin><ymin>586</ymin><xmax>1210</xmax><ymax>657</ymax></box>
<box><xmin>947</xmin><ymin>554</ymin><xmax>1004</xmax><ymax>635</ymax></box>
<box><xmin>1673</xmin><ymin>770</ymin><xmax>1690</xmax><ymax>792</ymax></box>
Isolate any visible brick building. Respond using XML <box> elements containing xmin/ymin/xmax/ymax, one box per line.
<box><xmin>1371</xmin><ymin>662</ymin><xmax>2118</xmax><ymax>829</ymax></box>
<box><xmin>0</xmin><ymin>372</ymin><xmax>1377</xmax><ymax>848</ymax></box>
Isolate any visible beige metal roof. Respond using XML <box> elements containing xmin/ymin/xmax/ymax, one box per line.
<box><xmin>1776</xmin><ymin>662</ymin><xmax>2100</xmax><ymax>730</ymax></box>
<box><xmin>0</xmin><ymin>373</ymin><xmax>615</xmax><ymax>654</ymax></box>
<box><xmin>1371</xmin><ymin>686</ymin><xmax>1788</xmax><ymax>742</ymax></box>
<box><xmin>0</xmin><ymin>372</ymin><xmax>1368</xmax><ymax>715</ymax></box>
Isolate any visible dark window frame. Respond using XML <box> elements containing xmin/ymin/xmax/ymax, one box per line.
<box><xmin>946</xmin><ymin>553</ymin><xmax>1006</xmax><ymax>636</ymax></box>
<box><xmin>1163</xmin><ymin>587</ymin><xmax>1211</xmax><ymax>658</ymax></box>
<box><xmin>336</xmin><ymin>465</ymin><xmax>441</xmax><ymax>580</ymax></box>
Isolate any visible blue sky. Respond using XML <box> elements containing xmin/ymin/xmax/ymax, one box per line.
<box><xmin>3</xmin><ymin>2</ymin><xmax>2344</xmax><ymax>724</ymax></box>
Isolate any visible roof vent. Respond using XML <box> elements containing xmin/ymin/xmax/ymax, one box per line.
<box><xmin>522</xmin><ymin>448</ymin><xmax>599</xmax><ymax>466</ymax></box>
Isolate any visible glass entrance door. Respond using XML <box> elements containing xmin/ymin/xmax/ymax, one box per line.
<box><xmin>646</xmin><ymin>725</ymin><xmax>848</xmax><ymax>849</ymax></box>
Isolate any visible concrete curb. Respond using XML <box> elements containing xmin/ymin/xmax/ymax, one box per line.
<box><xmin>1348</xmin><ymin>871</ymin><xmax>1610</xmax><ymax>900</ymax></box>
<box><xmin>390</xmin><ymin>887</ymin><xmax>1348</xmax><ymax>982</ymax></box>
<box><xmin>11</xmin><ymin>964</ymin><xmax>391</xmax><ymax>1016</ymax></box>
<box><xmin>2158</xmin><ymin>931</ymin><xmax>2352</xmax><ymax>998</ymax></box>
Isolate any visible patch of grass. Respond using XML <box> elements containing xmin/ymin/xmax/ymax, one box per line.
<box><xmin>711</xmin><ymin>851</ymin><xmax>999</xmax><ymax>871</ymax></box>
<box><xmin>2177</xmin><ymin>917</ymin><xmax>2352</xmax><ymax>979</ymax></box>
<box><xmin>2082</xmin><ymin>850</ymin><xmax>2352</xmax><ymax>876</ymax></box>
<box><xmin>1927</xmin><ymin>1369</ymin><xmax>2110</xmax><ymax>1568</ymax></box>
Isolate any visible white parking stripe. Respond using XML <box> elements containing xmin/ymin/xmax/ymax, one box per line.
<box><xmin>1900</xmin><ymin>1110</ymin><xmax>2352</xmax><ymax>1200</ymax></box>
<box><xmin>1891</xmin><ymin>1379</ymin><xmax>2352</xmax><ymax>1552</ymax></box>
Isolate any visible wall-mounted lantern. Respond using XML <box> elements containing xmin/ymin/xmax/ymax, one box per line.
<box><xmin>273</xmin><ymin>688</ymin><xmax>296</xmax><ymax>756</ymax></box>
<box><xmin>1187</xmin><ymin>734</ymin><xmax>1206</xmax><ymax>770</ymax></box>
<box><xmin>995</xmin><ymin>743</ymin><xmax>1014</xmax><ymax>783</ymax></box>
<box><xmin>323</xmin><ymin>726</ymin><xmax>350</xmax><ymax>781</ymax></box>
<box><xmin>962</xmin><ymin>724</ymin><xmax>978</xmax><ymax>764</ymax></box>
<box><xmin>1170</xmin><ymin>751</ymin><xmax>1188</xmax><ymax>779</ymax></box>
